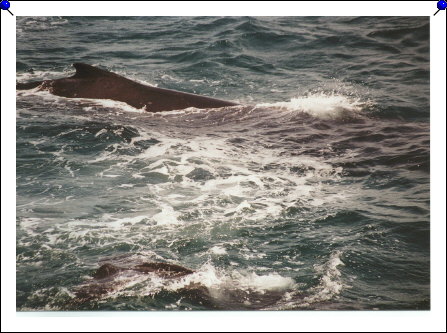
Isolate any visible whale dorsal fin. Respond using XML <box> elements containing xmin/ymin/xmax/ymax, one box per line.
<box><xmin>72</xmin><ymin>63</ymin><xmax>116</xmax><ymax>79</ymax></box>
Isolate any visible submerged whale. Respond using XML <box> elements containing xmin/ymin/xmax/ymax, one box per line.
<box><xmin>69</xmin><ymin>261</ymin><xmax>304</xmax><ymax>310</ymax></box>
<box><xmin>92</xmin><ymin>262</ymin><xmax>194</xmax><ymax>280</ymax></box>
<box><xmin>72</xmin><ymin>262</ymin><xmax>198</xmax><ymax>304</ymax></box>
<box><xmin>16</xmin><ymin>63</ymin><xmax>239</xmax><ymax>112</ymax></box>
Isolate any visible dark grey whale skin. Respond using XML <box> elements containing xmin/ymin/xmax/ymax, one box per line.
<box><xmin>71</xmin><ymin>262</ymin><xmax>202</xmax><ymax>306</ymax></box>
<box><xmin>16</xmin><ymin>63</ymin><xmax>239</xmax><ymax>112</ymax></box>
<box><xmin>92</xmin><ymin>262</ymin><xmax>195</xmax><ymax>280</ymax></box>
<box><xmin>68</xmin><ymin>262</ymin><xmax>304</xmax><ymax>310</ymax></box>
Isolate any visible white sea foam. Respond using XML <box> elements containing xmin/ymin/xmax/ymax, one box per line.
<box><xmin>74</xmin><ymin>130</ymin><xmax>349</xmax><ymax>232</ymax></box>
<box><xmin>161</xmin><ymin>74</ymin><xmax>181</xmax><ymax>82</ymax></box>
<box><xmin>301</xmin><ymin>250</ymin><xmax>346</xmax><ymax>305</ymax></box>
<box><xmin>152</xmin><ymin>204</ymin><xmax>180</xmax><ymax>226</ymax></box>
<box><xmin>209</xmin><ymin>246</ymin><xmax>227</xmax><ymax>255</ymax></box>
<box><xmin>165</xmin><ymin>262</ymin><xmax>295</xmax><ymax>296</ymax></box>
<box><xmin>94</xmin><ymin>128</ymin><xmax>108</xmax><ymax>137</ymax></box>
<box><xmin>106</xmin><ymin>215</ymin><xmax>149</xmax><ymax>228</ymax></box>
<box><xmin>257</xmin><ymin>92</ymin><xmax>368</xmax><ymax>119</ymax></box>
<box><xmin>16</xmin><ymin>69</ymin><xmax>74</xmax><ymax>83</ymax></box>
<box><xmin>263</xmin><ymin>251</ymin><xmax>347</xmax><ymax>310</ymax></box>
<box><xmin>80</xmin><ymin>98</ymin><xmax>146</xmax><ymax>113</ymax></box>
<box><xmin>126</xmin><ymin>76</ymin><xmax>158</xmax><ymax>88</ymax></box>
<box><xmin>232</xmin><ymin>271</ymin><xmax>296</xmax><ymax>293</ymax></box>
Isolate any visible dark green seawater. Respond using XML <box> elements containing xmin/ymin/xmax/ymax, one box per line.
<box><xmin>16</xmin><ymin>17</ymin><xmax>430</xmax><ymax>311</ymax></box>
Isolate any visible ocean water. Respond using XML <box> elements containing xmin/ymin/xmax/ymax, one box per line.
<box><xmin>16</xmin><ymin>16</ymin><xmax>430</xmax><ymax>311</ymax></box>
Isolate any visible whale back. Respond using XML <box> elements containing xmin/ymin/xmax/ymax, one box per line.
<box><xmin>17</xmin><ymin>63</ymin><xmax>238</xmax><ymax>112</ymax></box>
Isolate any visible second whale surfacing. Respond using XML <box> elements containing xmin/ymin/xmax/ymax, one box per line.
<box><xmin>69</xmin><ymin>262</ymin><xmax>304</xmax><ymax>310</ymax></box>
<box><xmin>16</xmin><ymin>63</ymin><xmax>239</xmax><ymax>112</ymax></box>
<box><xmin>71</xmin><ymin>262</ymin><xmax>204</xmax><ymax>306</ymax></box>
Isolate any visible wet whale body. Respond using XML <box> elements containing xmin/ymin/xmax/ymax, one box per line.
<box><xmin>70</xmin><ymin>262</ymin><xmax>303</xmax><ymax>310</ymax></box>
<box><xmin>72</xmin><ymin>262</ymin><xmax>200</xmax><ymax>306</ymax></box>
<box><xmin>16</xmin><ymin>63</ymin><xmax>239</xmax><ymax>112</ymax></box>
<box><xmin>92</xmin><ymin>262</ymin><xmax>195</xmax><ymax>280</ymax></box>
